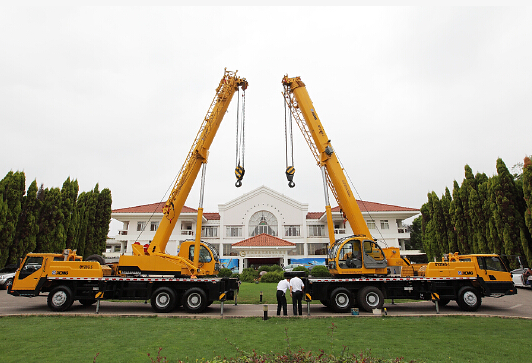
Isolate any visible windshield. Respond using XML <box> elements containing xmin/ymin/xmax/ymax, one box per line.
<box><xmin>478</xmin><ymin>256</ymin><xmax>509</xmax><ymax>272</ymax></box>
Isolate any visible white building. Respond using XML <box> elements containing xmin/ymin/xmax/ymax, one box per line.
<box><xmin>109</xmin><ymin>186</ymin><xmax>419</xmax><ymax>272</ymax></box>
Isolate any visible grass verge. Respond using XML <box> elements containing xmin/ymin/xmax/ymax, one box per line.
<box><xmin>0</xmin><ymin>315</ymin><xmax>529</xmax><ymax>362</ymax></box>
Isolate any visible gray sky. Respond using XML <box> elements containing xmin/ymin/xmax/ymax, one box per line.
<box><xmin>1</xmin><ymin>6</ymin><xmax>530</xmax><ymax>235</ymax></box>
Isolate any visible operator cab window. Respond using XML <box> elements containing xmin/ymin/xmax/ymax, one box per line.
<box><xmin>189</xmin><ymin>245</ymin><xmax>212</xmax><ymax>263</ymax></box>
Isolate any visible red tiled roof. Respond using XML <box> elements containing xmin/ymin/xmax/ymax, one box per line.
<box><xmin>232</xmin><ymin>233</ymin><xmax>296</xmax><ymax>247</ymax></box>
<box><xmin>112</xmin><ymin>202</ymin><xmax>197</xmax><ymax>214</ymax></box>
<box><xmin>203</xmin><ymin>212</ymin><xmax>220</xmax><ymax>220</ymax></box>
<box><xmin>306</xmin><ymin>200</ymin><xmax>419</xmax><ymax>219</ymax></box>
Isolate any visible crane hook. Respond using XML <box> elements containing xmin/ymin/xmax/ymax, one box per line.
<box><xmin>235</xmin><ymin>165</ymin><xmax>245</xmax><ymax>188</ymax></box>
<box><xmin>286</xmin><ymin>166</ymin><xmax>295</xmax><ymax>188</ymax></box>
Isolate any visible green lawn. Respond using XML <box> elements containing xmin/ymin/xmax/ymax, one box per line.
<box><xmin>0</xmin><ymin>315</ymin><xmax>529</xmax><ymax>363</ymax></box>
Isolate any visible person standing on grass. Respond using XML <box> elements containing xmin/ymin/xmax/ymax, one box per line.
<box><xmin>289</xmin><ymin>275</ymin><xmax>304</xmax><ymax>316</ymax></box>
<box><xmin>276</xmin><ymin>276</ymin><xmax>291</xmax><ymax>315</ymax></box>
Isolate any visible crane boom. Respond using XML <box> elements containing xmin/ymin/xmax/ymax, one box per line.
<box><xmin>282</xmin><ymin>76</ymin><xmax>371</xmax><ymax>243</ymax></box>
<box><xmin>144</xmin><ymin>69</ymin><xmax>248</xmax><ymax>256</ymax></box>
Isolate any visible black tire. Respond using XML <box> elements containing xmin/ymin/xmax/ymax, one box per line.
<box><xmin>357</xmin><ymin>286</ymin><xmax>384</xmax><ymax>312</ymax></box>
<box><xmin>330</xmin><ymin>288</ymin><xmax>352</xmax><ymax>313</ymax></box>
<box><xmin>48</xmin><ymin>286</ymin><xmax>74</xmax><ymax>312</ymax></box>
<box><xmin>182</xmin><ymin>287</ymin><xmax>207</xmax><ymax>313</ymax></box>
<box><xmin>151</xmin><ymin>287</ymin><xmax>177</xmax><ymax>313</ymax></box>
<box><xmin>457</xmin><ymin>286</ymin><xmax>481</xmax><ymax>311</ymax></box>
<box><xmin>85</xmin><ymin>255</ymin><xmax>105</xmax><ymax>265</ymax></box>
<box><xmin>79</xmin><ymin>299</ymin><xmax>97</xmax><ymax>306</ymax></box>
<box><xmin>5</xmin><ymin>278</ymin><xmax>13</xmax><ymax>289</ymax></box>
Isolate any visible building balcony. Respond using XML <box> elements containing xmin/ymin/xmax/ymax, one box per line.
<box><xmin>181</xmin><ymin>230</ymin><xmax>194</xmax><ymax>236</ymax></box>
<box><xmin>118</xmin><ymin>230</ymin><xmax>128</xmax><ymax>235</ymax></box>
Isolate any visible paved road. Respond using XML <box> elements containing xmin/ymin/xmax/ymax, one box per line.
<box><xmin>1</xmin><ymin>288</ymin><xmax>531</xmax><ymax>319</ymax></box>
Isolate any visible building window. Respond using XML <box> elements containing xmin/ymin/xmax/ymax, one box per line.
<box><xmin>202</xmin><ymin>226</ymin><xmax>218</xmax><ymax>238</ymax></box>
<box><xmin>284</xmin><ymin>225</ymin><xmax>300</xmax><ymax>237</ymax></box>
<box><xmin>308</xmin><ymin>243</ymin><xmax>328</xmax><ymax>255</ymax></box>
<box><xmin>223</xmin><ymin>244</ymin><xmax>238</xmax><ymax>256</ymax></box>
<box><xmin>366</xmin><ymin>220</ymin><xmax>376</xmax><ymax>229</ymax></box>
<box><xmin>248</xmin><ymin>210</ymin><xmax>278</xmax><ymax>237</ymax></box>
<box><xmin>150</xmin><ymin>221</ymin><xmax>159</xmax><ymax>231</ymax></box>
<box><xmin>137</xmin><ymin>221</ymin><xmax>146</xmax><ymax>231</ymax></box>
<box><xmin>308</xmin><ymin>225</ymin><xmax>325</xmax><ymax>237</ymax></box>
<box><xmin>288</xmin><ymin>243</ymin><xmax>305</xmax><ymax>256</ymax></box>
<box><xmin>226</xmin><ymin>226</ymin><xmax>242</xmax><ymax>237</ymax></box>
<box><xmin>380</xmin><ymin>220</ymin><xmax>389</xmax><ymax>229</ymax></box>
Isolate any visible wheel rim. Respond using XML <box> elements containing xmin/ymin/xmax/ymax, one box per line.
<box><xmin>155</xmin><ymin>293</ymin><xmax>170</xmax><ymax>308</ymax></box>
<box><xmin>335</xmin><ymin>293</ymin><xmax>350</xmax><ymax>308</ymax></box>
<box><xmin>463</xmin><ymin>291</ymin><xmax>478</xmax><ymax>306</ymax></box>
<box><xmin>52</xmin><ymin>291</ymin><xmax>67</xmax><ymax>307</ymax></box>
<box><xmin>187</xmin><ymin>293</ymin><xmax>202</xmax><ymax>309</ymax></box>
<box><xmin>365</xmin><ymin>292</ymin><xmax>380</xmax><ymax>308</ymax></box>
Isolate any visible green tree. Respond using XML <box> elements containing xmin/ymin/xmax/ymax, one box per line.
<box><xmin>523</xmin><ymin>157</ymin><xmax>532</xmax><ymax>259</ymax></box>
<box><xmin>442</xmin><ymin>187</ymin><xmax>457</xmax><ymax>253</ymax></box>
<box><xmin>408</xmin><ymin>216</ymin><xmax>423</xmax><ymax>251</ymax></box>
<box><xmin>491</xmin><ymin>159</ymin><xmax>530</xmax><ymax>268</ymax></box>
<box><xmin>12</xmin><ymin>180</ymin><xmax>40</xmax><ymax>260</ymax></box>
<box><xmin>36</xmin><ymin>187</ymin><xmax>66</xmax><ymax>253</ymax></box>
<box><xmin>451</xmin><ymin>181</ymin><xmax>470</xmax><ymax>254</ymax></box>
<box><xmin>61</xmin><ymin>178</ymin><xmax>79</xmax><ymax>250</ymax></box>
<box><xmin>0</xmin><ymin>171</ymin><xmax>25</xmax><ymax>267</ymax></box>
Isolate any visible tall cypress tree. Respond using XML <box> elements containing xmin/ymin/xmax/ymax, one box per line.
<box><xmin>442</xmin><ymin>187</ymin><xmax>457</xmax><ymax>253</ymax></box>
<box><xmin>491</xmin><ymin>159</ymin><xmax>529</xmax><ymax>268</ymax></box>
<box><xmin>420</xmin><ymin>201</ymin><xmax>437</xmax><ymax>261</ymax></box>
<box><xmin>451</xmin><ymin>181</ymin><xmax>470</xmax><ymax>254</ymax></box>
<box><xmin>61</xmin><ymin>177</ymin><xmax>79</xmax><ymax>250</ymax></box>
<box><xmin>88</xmin><ymin>187</ymin><xmax>112</xmax><ymax>256</ymax></box>
<box><xmin>523</xmin><ymin>157</ymin><xmax>532</xmax><ymax>262</ymax></box>
<box><xmin>36</xmin><ymin>187</ymin><xmax>66</xmax><ymax>253</ymax></box>
<box><xmin>430</xmin><ymin>191</ymin><xmax>448</xmax><ymax>255</ymax></box>
<box><xmin>12</xmin><ymin>180</ymin><xmax>40</xmax><ymax>261</ymax></box>
<box><xmin>0</xmin><ymin>171</ymin><xmax>25</xmax><ymax>267</ymax></box>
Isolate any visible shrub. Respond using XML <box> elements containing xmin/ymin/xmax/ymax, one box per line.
<box><xmin>293</xmin><ymin>266</ymin><xmax>309</xmax><ymax>274</ymax></box>
<box><xmin>240</xmin><ymin>268</ymin><xmax>259</xmax><ymax>283</ymax></box>
<box><xmin>230</xmin><ymin>273</ymin><xmax>240</xmax><ymax>279</ymax></box>
<box><xmin>309</xmin><ymin>265</ymin><xmax>331</xmax><ymax>277</ymax></box>
<box><xmin>218</xmin><ymin>268</ymin><xmax>233</xmax><ymax>277</ymax></box>
<box><xmin>258</xmin><ymin>265</ymin><xmax>283</xmax><ymax>273</ymax></box>
<box><xmin>259</xmin><ymin>270</ymin><xmax>284</xmax><ymax>283</ymax></box>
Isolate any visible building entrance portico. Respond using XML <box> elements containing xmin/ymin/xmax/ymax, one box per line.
<box><xmin>232</xmin><ymin>233</ymin><xmax>296</xmax><ymax>270</ymax></box>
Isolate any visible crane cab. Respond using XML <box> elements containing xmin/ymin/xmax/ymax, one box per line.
<box><xmin>328</xmin><ymin>236</ymin><xmax>388</xmax><ymax>276</ymax></box>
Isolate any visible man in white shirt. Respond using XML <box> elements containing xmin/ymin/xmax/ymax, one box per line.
<box><xmin>276</xmin><ymin>277</ymin><xmax>291</xmax><ymax>315</ymax></box>
<box><xmin>289</xmin><ymin>275</ymin><xmax>305</xmax><ymax>316</ymax></box>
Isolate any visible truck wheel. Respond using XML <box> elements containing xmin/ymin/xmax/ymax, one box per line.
<box><xmin>86</xmin><ymin>255</ymin><xmax>105</xmax><ymax>265</ymax></box>
<box><xmin>48</xmin><ymin>286</ymin><xmax>74</xmax><ymax>311</ymax></box>
<box><xmin>330</xmin><ymin>288</ymin><xmax>352</xmax><ymax>313</ymax></box>
<box><xmin>357</xmin><ymin>286</ymin><xmax>384</xmax><ymax>312</ymax></box>
<box><xmin>182</xmin><ymin>287</ymin><xmax>207</xmax><ymax>313</ymax></box>
<box><xmin>151</xmin><ymin>287</ymin><xmax>177</xmax><ymax>313</ymax></box>
<box><xmin>457</xmin><ymin>286</ymin><xmax>481</xmax><ymax>311</ymax></box>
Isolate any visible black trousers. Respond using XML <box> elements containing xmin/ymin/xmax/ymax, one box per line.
<box><xmin>276</xmin><ymin>290</ymin><xmax>287</xmax><ymax>315</ymax></box>
<box><xmin>292</xmin><ymin>290</ymin><xmax>303</xmax><ymax>315</ymax></box>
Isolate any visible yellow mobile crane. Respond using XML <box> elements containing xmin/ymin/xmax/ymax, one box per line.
<box><xmin>282</xmin><ymin>75</ymin><xmax>516</xmax><ymax>313</ymax></box>
<box><xmin>9</xmin><ymin>70</ymin><xmax>246</xmax><ymax>313</ymax></box>
<box><xmin>119</xmin><ymin>69</ymin><xmax>248</xmax><ymax>277</ymax></box>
